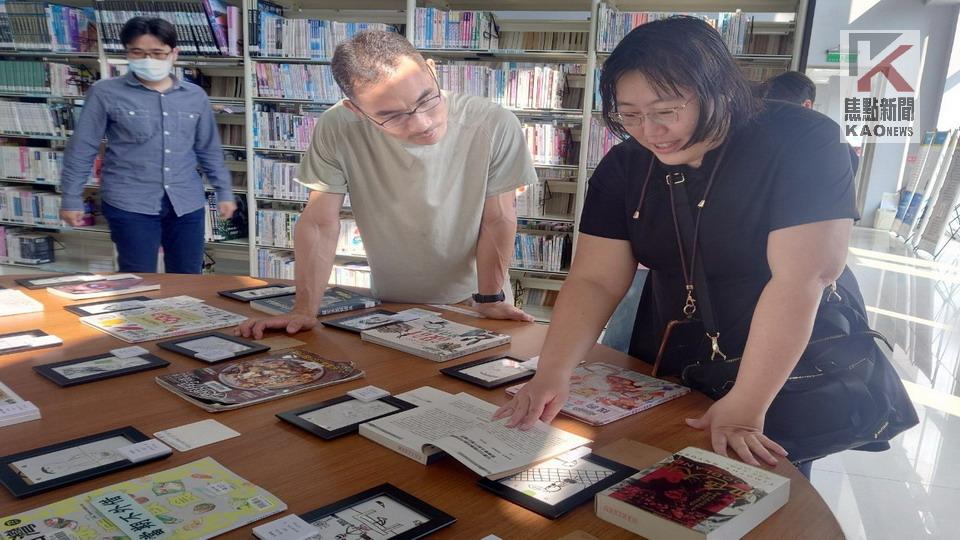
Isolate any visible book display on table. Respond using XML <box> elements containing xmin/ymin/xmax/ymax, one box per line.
<box><xmin>250</xmin><ymin>286</ymin><xmax>378</xmax><ymax>316</ymax></box>
<box><xmin>79</xmin><ymin>295</ymin><xmax>246</xmax><ymax>343</ymax></box>
<box><xmin>360</xmin><ymin>315</ymin><xmax>511</xmax><ymax>362</ymax></box>
<box><xmin>34</xmin><ymin>351</ymin><xmax>169</xmax><ymax>387</ymax></box>
<box><xmin>46</xmin><ymin>274</ymin><xmax>160</xmax><ymax>299</ymax></box>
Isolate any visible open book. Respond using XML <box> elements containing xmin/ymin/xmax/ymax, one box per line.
<box><xmin>359</xmin><ymin>391</ymin><xmax>591</xmax><ymax>479</ymax></box>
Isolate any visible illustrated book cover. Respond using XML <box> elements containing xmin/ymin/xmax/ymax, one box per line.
<box><xmin>506</xmin><ymin>362</ymin><xmax>690</xmax><ymax>425</ymax></box>
<box><xmin>250</xmin><ymin>287</ymin><xmax>378</xmax><ymax>317</ymax></box>
<box><xmin>46</xmin><ymin>274</ymin><xmax>160</xmax><ymax>300</ymax></box>
<box><xmin>79</xmin><ymin>297</ymin><xmax>246</xmax><ymax>343</ymax></box>
<box><xmin>156</xmin><ymin>349</ymin><xmax>364</xmax><ymax>412</ymax></box>
<box><xmin>360</xmin><ymin>317</ymin><xmax>511</xmax><ymax>362</ymax></box>
<box><xmin>595</xmin><ymin>447</ymin><xmax>790</xmax><ymax>540</ymax></box>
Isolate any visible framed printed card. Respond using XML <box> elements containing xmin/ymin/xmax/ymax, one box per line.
<box><xmin>63</xmin><ymin>296</ymin><xmax>154</xmax><ymax>316</ymax></box>
<box><xmin>157</xmin><ymin>332</ymin><xmax>269</xmax><ymax>363</ymax></box>
<box><xmin>218</xmin><ymin>284</ymin><xmax>296</xmax><ymax>302</ymax></box>
<box><xmin>0</xmin><ymin>330</ymin><xmax>62</xmax><ymax>357</ymax></box>
<box><xmin>300</xmin><ymin>483</ymin><xmax>455</xmax><ymax>539</ymax></box>
<box><xmin>34</xmin><ymin>353</ymin><xmax>170</xmax><ymax>387</ymax></box>
<box><xmin>0</xmin><ymin>426</ymin><xmax>168</xmax><ymax>498</ymax></box>
<box><xmin>321</xmin><ymin>309</ymin><xmax>399</xmax><ymax>334</ymax></box>
<box><xmin>439</xmin><ymin>354</ymin><xmax>536</xmax><ymax>389</ymax></box>
<box><xmin>277</xmin><ymin>395</ymin><xmax>416</xmax><ymax>439</ymax></box>
<box><xmin>477</xmin><ymin>453</ymin><xmax>636</xmax><ymax>519</ymax></box>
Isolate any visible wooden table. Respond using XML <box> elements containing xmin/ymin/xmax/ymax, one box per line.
<box><xmin>0</xmin><ymin>274</ymin><xmax>843</xmax><ymax>539</ymax></box>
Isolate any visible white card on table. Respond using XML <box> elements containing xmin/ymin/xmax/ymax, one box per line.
<box><xmin>116</xmin><ymin>439</ymin><xmax>173</xmax><ymax>462</ymax></box>
<box><xmin>346</xmin><ymin>385</ymin><xmax>391</xmax><ymax>403</ymax></box>
<box><xmin>110</xmin><ymin>345</ymin><xmax>150</xmax><ymax>358</ymax></box>
<box><xmin>153</xmin><ymin>419</ymin><xmax>240</xmax><ymax>452</ymax></box>
<box><xmin>253</xmin><ymin>514</ymin><xmax>320</xmax><ymax>540</ymax></box>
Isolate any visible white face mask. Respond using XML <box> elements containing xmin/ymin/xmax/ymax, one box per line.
<box><xmin>128</xmin><ymin>57</ymin><xmax>172</xmax><ymax>82</ymax></box>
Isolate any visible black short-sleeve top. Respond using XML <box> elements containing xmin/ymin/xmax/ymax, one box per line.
<box><xmin>580</xmin><ymin>100</ymin><xmax>860</xmax><ymax>361</ymax></box>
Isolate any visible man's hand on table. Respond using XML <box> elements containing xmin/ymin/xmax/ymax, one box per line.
<box><xmin>235</xmin><ymin>312</ymin><xmax>317</xmax><ymax>339</ymax></box>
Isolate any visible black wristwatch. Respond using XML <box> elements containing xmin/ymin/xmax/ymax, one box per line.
<box><xmin>472</xmin><ymin>290</ymin><xmax>506</xmax><ymax>304</ymax></box>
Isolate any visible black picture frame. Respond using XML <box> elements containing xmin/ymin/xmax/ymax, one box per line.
<box><xmin>34</xmin><ymin>352</ymin><xmax>170</xmax><ymax>387</ymax></box>
<box><xmin>218</xmin><ymin>283</ymin><xmax>295</xmax><ymax>302</ymax></box>
<box><xmin>439</xmin><ymin>354</ymin><xmax>536</xmax><ymax>389</ymax></box>
<box><xmin>63</xmin><ymin>295</ymin><xmax>154</xmax><ymax>316</ymax></box>
<box><xmin>277</xmin><ymin>394</ymin><xmax>416</xmax><ymax>440</ymax></box>
<box><xmin>14</xmin><ymin>272</ymin><xmax>94</xmax><ymax>290</ymax></box>
<box><xmin>0</xmin><ymin>330</ymin><xmax>61</xmax><ymax>357</ymax></box>
<box><xmin>156</xmin><ymin>332</ymin><xmax>269</xmax><ymax>363</ymax></box>
<box><xmin>477</xmin><ymin>453</ymin><xmax>637</xmax><ymax>519</ymax></box>
<box><xmin>0</xmin><ymin>426</ymin><xmax>168</xmax><ymax>498</ymax></box>
<box><xmin>299</xmin><ymin>483</ymin><xmax>455</xmax><ymax>539</ymax></box>
<box><xmin>321</xmin><ymin>309</ymin><xmax>399</xmax><ymax>334</ymax></box>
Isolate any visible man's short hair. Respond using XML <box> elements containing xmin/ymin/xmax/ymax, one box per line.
<box><xmin>331</xmin><ymin>30</ymin><xmax>426</xmax><ymax>98</ymax></box>
<box><xmin>120</xmin><ymin>17</ymin><xmax>177</xmax><ymax>49</ymax></box>
<box><xmin>763</xmin><ymin>71</ymin><xmax>816</xmax><ymax>105</ymax></box>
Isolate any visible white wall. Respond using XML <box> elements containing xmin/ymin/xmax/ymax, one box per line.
<box><xmin>806</xmin><ymin>0</ymin><xmax>959</xmax><ymax>224</ymax></box>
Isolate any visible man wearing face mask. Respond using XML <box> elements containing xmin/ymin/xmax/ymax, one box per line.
<box><xmin>59</xmin><ymin>17</ymin><xmax>235</xmax><ymax>273</ymax></box>
<box><xmin>237</xmin><ymin>30</ymin><xmax>538</xmax><ymax>339</ymax></box>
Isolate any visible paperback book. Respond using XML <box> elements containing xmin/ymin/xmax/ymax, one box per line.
<box><xmin>250</xmin><ymin>286</ymin><xmax>378</xmax><ymax>316</ymax></box>
<box><xmin>359</xmin><ymin>391</ymin><xmax>591</xmax><ymax>478</ymax></box>
<box><xmin>595</xmin><ymin>447</ymin><xmax>790</xmax><ymax>540</ymax></box>
<box><xmin>156</xmin><ymin>350</ymin><xmax>364</xmax><ymax>412</ymax></box>
<box><xmin>506</xmin><ymin>362</ymin><xmax>690</xmax><ymax>425</ymax></box>
<box><xmin>79</xmin><ymin>297</ymin><xmax>246</xmax><ymax>343</ymax></box>
<box><xmin>360</xmin><ymin>317</ymin><xmax>511</xmax><ymax>362</ymax></box>
<box><xmin>0</xmin><ymin>457</ymin><xmax>286</xmax><ymax>540</ymax></box>
<box><xmin>0</xmin><ymin>380</ymin><xmax>40</xmax><ymax>427</ymax></box>
<box><xmin>46</xmin><ymin>274</ymin><xmax>160</xmax><ymax>300</ymax></box>
<box><xmin>0</xmin><ymin>288</ymin><xmax>42</xmax><ymax>316</ymax></box>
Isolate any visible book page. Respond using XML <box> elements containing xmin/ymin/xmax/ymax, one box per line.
<box><xmin>364</xmin><ymin>393</ymin><xmax>493</xmax><ymax>451</ymax></box>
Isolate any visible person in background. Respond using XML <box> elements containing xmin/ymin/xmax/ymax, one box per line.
<box><xmin>60</xmin><ymin>17</ymin><xmax>235</xmax><ymax>274</ymax></box>
<box><xmin>762</xmin><ymin>70</ymin><xmax>860</xmax><ymax>174</ymax></box>
<box><xmin>237</xmin><ymin>30</ymin><xmax>536</xmax><ymax>339</ymax></box>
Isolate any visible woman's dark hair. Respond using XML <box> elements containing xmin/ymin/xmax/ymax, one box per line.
<box><xmin>599</xmin><ymin>16</ymin><xmax>759</xmax><ymax>147</ymax></box>
<box><xmin>120</xmin><ymin>17</ymin><xmax>177</xmax><ymax>49</ymax></box>
<box><xmin>763</xmin><ymin>70</ymin><xmax>816</xmax><ymax>105</ymax></box>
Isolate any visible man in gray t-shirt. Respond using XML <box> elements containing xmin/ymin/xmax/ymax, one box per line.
<box><xmin>239</xmin><ymin>31</ymin><xmax>538</xmax><ymax>338</ymax></box>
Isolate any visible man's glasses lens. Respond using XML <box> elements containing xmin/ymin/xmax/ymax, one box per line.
<box><xmin>380</xmin><ymin>94</ymin><xmax>442</xmax><ymax>128</ymax></box>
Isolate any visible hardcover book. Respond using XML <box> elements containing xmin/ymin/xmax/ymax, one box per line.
<box><xmin>79</xmin><ymin>298</ymin><xmax>246</xmax><ymax>343</ymax></box>
<box><xmin>46</xmin><ymin>275</ymin><xmax>160</xmax><ymax>300</ymax></box>
<box><xmin>156</xmin><ymin>350</ymin><xmax>364</xmax><ymax>412</ymax></box>
<box><xmin>0</xmin><ymin>457</ymin><xmax>286</xmax><ymax>540</ymax></box>
<box><xmin>249</xmin><ymin>287</ymin><xmax>379</xmax><ymax>316</ymax></box>
<box><xmin>360</xmin><ymin>317</ymin><xmax>511</xmax><ymax>362</ymax></box>
<box><xmin>359</xmin><ymin>392</ymin><xmax>591</xmax><ymax>478</ymax></box>
<box><xmin>506</xmin><ymin>362</ymin><xmax>690</xmax><ymax>425</ymax></box>
<box><xmin>595</xmin><ymin>447</ymin><xmax>790</xmax><ymax>540</ymax></box>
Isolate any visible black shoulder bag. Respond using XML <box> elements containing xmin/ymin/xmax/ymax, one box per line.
<box><xmin>656</xmin><ymin>154</ymin><xmax>918</xmax><ymax>463</ymax></box>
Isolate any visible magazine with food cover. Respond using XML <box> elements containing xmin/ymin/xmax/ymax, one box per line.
<box><xmin>506</xmin><ymin>362</ymin><xmax>690</xmax><ymax>425</ymax></box>
<box><xmin>156</xmin><ymin>350</ymin><xmax>364</xmax><ymax>412</ymax></box>
<box><xmin>0</xmin><ymin>457</ymin><xmax>286</xmax><ymax>540</ymax></box>
<box><xmin>360</xmin><ymin>317</ymin><xmax>511</xmax><ymax>362</ymax></box>
<box><xmin>79</xmin><ymin>298</ymin><xmax>247</xmax><ymax>343</ymax></box>
<box><xmin>595</xmin><ymin>447</ymin><xmax>790</xmax><ymax>539</ymax></box>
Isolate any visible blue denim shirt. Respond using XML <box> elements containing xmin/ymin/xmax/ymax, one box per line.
<box><xmin>60</xmin><ymin>72</ymin><xmax>232</xmax><ymax>216</ymax></box>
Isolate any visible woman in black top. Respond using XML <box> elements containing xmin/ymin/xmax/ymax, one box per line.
<box><xmin>495</xmin><ymin>17</ymin><xmax>860</xmax><ymax>468</ymax></box>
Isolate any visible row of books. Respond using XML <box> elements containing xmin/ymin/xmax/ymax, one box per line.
<box><xmin>257</xmin><ymin>246</ymin><xmax>294</xmax><ymax>279</ymax></box>
<box><xmin>435</xmin><ymin>63</ymin><xmax>570</xmax><ymax>111</ymax></box>
<box><xmin>516</xmin><ymin>178</ymin><xmax>576</xmax><ymax>220</ymax></box>
<box><xmin>184</xmin><ymin>67</ymin><xmax>243</xmax><ymax>99</ymax></box>
<box><xmin>252</xmin><ymin>108</ymin><xmax>322</xmax><ymax>152</ymax></box>
<box><xmin>496</xmin><ymin>30</ymin><xmax>588</xmax><ymax>52</ymax></box>
<box><xmin>596</xmin><ymin>3</ymin><xmax>751</xmax><ymax>55</ymax></box>
<box><xmin>253</xmin><ymin>155</ymin><xmax>309</xmax><ymax>201</ymax></box>
<box><xmin>413</xmin><ymin>8</ymin><xmax>498</xmax><ymax>50</ymax></box>
<box><xmin>0</xmin><ymin>1</ymin><xmax>98</xmax><ymax>52</ymax></box>
<box><xmin>0</xmin><ymin>145</ymin><xmax>62</xmax><ymax>182</ymax></box>
<box><xmin>586</xmin><ymin>116</ymin><xmax>618</xmax><ymax>168</ymax></box>
<box><xmin>0</xmin><ymin>60</ymin><xmax>92</xmax><ymax>96</ymax></box>
<box><xmin>0</xmin><ymin>100</ymin><xmax>75</xmax><ymax>137</ymax></box>
<box><xmin>0</xmin><ymin>186</ymin><xmax>60</xmax><ymax>226</ymax></box>
<box><xmin>204</xmin><ymin>192</ymin><xmax>246</xmax><ymax>242</ymax></box>
<box><xmin>522</xmin><ymin>123</ymin><xmax>573</xmax><ymax>166</ymax></box>
<box><xmin>253</xmin><ymin>63</ymin><xmax>343</xmax><ymax>103</ymax></box>
<box><xmin>95</xmin><ymin>0</ymin><xmax>239</xmax><ymax>57</ymax></box>
<box><xmin>255</xmin><ymin>208</ymin><xmax>299</xmax><ymax>249</ymax></box>
<box><xmin>513</xmin><ymin>225</ymin><xmax>573</xmax><ymax>273</ymax></box>
<box><xmin>217</xmin><ymin>123</ymin><xmax>244</xmax><ymax>146</ymax></box>
<box><xmin>0</xmin><ymin>225</ymin><xmax>53</xmax><ymax>263</ymax></box>
<box><xmin>250</xmin><ymin>2</ymin><xmax>395</xmax><ymax>59</ymax></box>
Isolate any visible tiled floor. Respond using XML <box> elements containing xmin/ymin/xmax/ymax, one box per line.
<box><xmin>812</xmin><ymin>227</ymin><xmax>960</xmax><ymax>539</ymax></box>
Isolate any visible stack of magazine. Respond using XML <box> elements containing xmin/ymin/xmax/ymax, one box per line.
<box><xmin>80</xmin><ymin>296</ymin><xmax>246</xmax><ymax>343</ymax></box>
<box><xmin>361</xmin><ymin>316</ymin><xmax>511</xmax><ymax>362</ymax></box>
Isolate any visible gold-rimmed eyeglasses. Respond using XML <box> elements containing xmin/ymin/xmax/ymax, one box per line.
<box><xmin>611</xmin><ymin>98</ymin><xmax>693</xmax><ymax>128</ymax></box>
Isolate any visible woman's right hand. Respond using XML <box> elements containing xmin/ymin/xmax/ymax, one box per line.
<box><xmin>493</xmin><ymin>369</ymin><xmax>571</xmax><ymax>430</ymax></box>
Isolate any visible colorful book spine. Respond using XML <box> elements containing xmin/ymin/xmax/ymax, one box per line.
<box><xmin>596</xmin><ymin>3</ymin><xmax>752</xmax><ymax>55</ymax></box>
<box><xmin>252</xmin><ymin>106</ymin><xmax>322</xmax><ymax>151</ymax></box>
<box><xmin>254</xmin><ymin>155</ymin><xmax>310</xmax><ymax>201</ymax></box>
<box><xmin>254</xmin><ymin>63</ymin><xmax>343</xmax><ymax>102</ymax></box>
<box><xmin>414</xmin><ymin>7</ymin><xmax>497</xmax><ymax>50</ymax></box>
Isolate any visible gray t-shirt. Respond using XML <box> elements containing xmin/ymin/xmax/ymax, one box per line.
<box><xmin>295</xmin><ymin>91</ymin><xmax>538</xmax><ymax>303</ymax></box>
